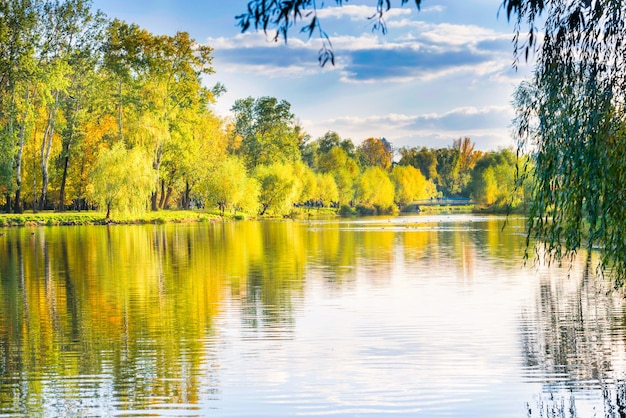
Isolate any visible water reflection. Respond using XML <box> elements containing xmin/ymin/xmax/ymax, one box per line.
<box><xmin>0</xmin><ymin>216</ymin><xmax>624</xmax><ymax>416</ymax></box>
<box><xmin>520</xmin><ymin>253</ymin><xmax>626</xmax><ymax>417</ymax></box>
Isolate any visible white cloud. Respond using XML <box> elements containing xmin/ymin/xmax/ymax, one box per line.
<box><xmin>315</xmin><ymin>105</ymin><xmax>515</xmax><ymax>150</ymax></box>
<box><xmin>316</xmin><ymin>5</ymin><xmax>412</xmax><ymax>21</ymax></box>
<box><xmin>421</xmin><ymin>5</ymin><xmax>446</xmax><ymax>13</ymax></box>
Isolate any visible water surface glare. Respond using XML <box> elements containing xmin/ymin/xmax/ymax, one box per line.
<box><xmin>0</xmin><ymin>215</ymin><xmax>625</xmax><ymax>417</ymax></box>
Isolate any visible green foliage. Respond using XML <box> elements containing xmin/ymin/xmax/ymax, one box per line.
<box><xmin>509</xmin><ymin>0</ymin><xmax>626</xmax><ymax>281</ymax></box>
<box><xmin>88</xmin><ymin>143</ymin><xmax>155</xmax><ymax>219</ymax></box>
<box><xmin>199</xmin><ymin>156</ymin><xmax>259</xmax><ymax>216</ymax></box>
<box><xmin>254</xmin><ymin>162</ymin><xmax>300</xmax><ymax>216</ymax></box>
<box><xmin>338</xmin><ymin>204</ymin><xmax>357</xmax><ymax>216</ymax></box>
<box><xmin>399</xmin><ymin>146</ymin><xmax>438</xmax><ymax>180</ymax></box>
<box><xmin>469</xmin><ymin>148</ymin><xmax>528</xmax><ymax>211</ymax></box>
<box><xmin>231</xmin><ymin>96</ymin><xmax>301</xmax><ymax>169</ymax></box>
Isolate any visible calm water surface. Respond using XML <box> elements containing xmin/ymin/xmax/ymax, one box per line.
<box><xmin>1</xmin><ymin>215</ymin><xmax>625</xmax><ymax>417</ymax></box>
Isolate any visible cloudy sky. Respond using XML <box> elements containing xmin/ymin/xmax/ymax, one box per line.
<box><xmin>91</xmin><ymin>0</ymin><xmax>534</xmax><ymax>151</ymax></box>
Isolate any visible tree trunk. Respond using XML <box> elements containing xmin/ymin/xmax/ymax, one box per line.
<box><xmin>117</xmin><ymin>82</ymin><xmax>123</xmax><ymax>141</ymax></box>
<box><xmin>183</xmin><ymin>181</ymin><xmax>190</xmax><ymax>209</ymax></box>
<box><xmin>151</xmin><ymin>192</ymin><xmax>158</xmax><ymax>212</ymax></box>
<box><xmin>13</xmin><ymin>100</ymin><xmax>27</xmax><ymax>214</ymax></box>
<box><xmin>40</xmin><ymin>91</ymin><xmax>59</xmax><ymax>211</ymax></box>
<box><xmin>158</xmin><ymin>179</ymin><xmax>166</xmax><ymax>209</ymax></box>
<box><xmin>151</xmin><ymin>143</ymin><xmax>163</xmax><ymax>212</ymax></box>
<box><xmin>58</xmin><ymin>152</ymin><xmax>70</xmax><ymax>212</ymax></box>
<box><xmin>59</xmin><ymin>99</ymin><xmax>78</xmax><ymax>212</ymax></box>
<box><xmin>4</xmin><ymin>193</ymin><xmax>11</xmax><ymax>213</ymax></box>
<box><xmin>163</xmin><ymin>186</ymin><xmax>173</xmax><ymax>209</ymax></box>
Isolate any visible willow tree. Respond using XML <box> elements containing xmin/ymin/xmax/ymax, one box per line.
<box><xmin>88</xmin><ymin>143</ymin><xmax>155</xmax><ymax>220</ymax></box>
<box><xmin>508</xmin><ymin>0</ymin><xmax>626</xmax><ymax>282</ymax></box>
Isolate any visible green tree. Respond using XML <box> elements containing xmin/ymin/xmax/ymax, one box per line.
<box><xmin>435</xmin><ymin>147</ymin><xmax>460</xmax><ymax>197</ymax></box>
<box><xmin>199</xmin><ymin>156</ymin><xmax>258</xmax><ymax>216</ymax></box>
<box><xmin>398</xmin><ymin>146</ymin><xmax>438</xmax><ymax>181</ymax></box>
<box><xmin>103</xmin><ymin>20</ymin><xmax>215</xmax><ymax>211</ymax></box>
<box><xmin>0</xmin><ymin>0</ymin><xmax>39</xmax><ymax>213</ymax></box>
<box><xmin>469</xmin><ymin>148</ymin><xmax>529</xmax><ymax>210</ymax></box>
<box><xmin>255</xmin><ymin>162</ymin><xmax>300</xmax><ymax>216</ymax></box>
<box><xmin>87</xmin><ymin>142</ymin><xmax>155</xmax><ymax>220</ymax></box>
<box><xmin>509</xmin><ymin>1</ymin><xmax>626</xmax><ymax>280</ymax></box>
<box><xmin>318</xmin><ymin>131</ymin><xmax>341</xmax><ymax>154</ymax></box>
<box><xmin>231</xmin><ymin>96</ymin><xmax>301</xmax><ymax>170</ymax></box>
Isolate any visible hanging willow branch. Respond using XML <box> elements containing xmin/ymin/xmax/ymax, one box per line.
<box><xmin>509</xmin><ymin>0</ymin><xmax>626</xmax><ymax>284</ymax></box>
<box><xmin>236</xmin><ymin>0</ymin><xmax>421</xmax><ymax>66</ymax></box>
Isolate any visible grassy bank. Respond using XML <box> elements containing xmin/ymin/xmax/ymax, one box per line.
<box><xmin>0</xmin><ymin>210</ymin><xmax>226</xmax><ymax>227</ymax></box>
<box><xmin>407</xmin><ymin>205</ymin><xmax>475</xmax><ymax>215</ymax></box>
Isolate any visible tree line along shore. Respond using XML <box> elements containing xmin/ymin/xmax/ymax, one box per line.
<box><xmin>0</xmin><ymin>1</ymin><xmax>531</xmax><ymax>224</ymax></box>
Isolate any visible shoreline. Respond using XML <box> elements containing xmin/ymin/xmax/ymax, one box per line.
<box><xmin>0</xmin><ymin>205</ymin><xmax>520</xmax><ymax>228</ymax></box>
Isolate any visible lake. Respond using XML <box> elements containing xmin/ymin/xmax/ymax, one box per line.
<box><xmin>0</xmin><ymin>214</ymin><xmax>625</xmax><ymax>417</ymax></box>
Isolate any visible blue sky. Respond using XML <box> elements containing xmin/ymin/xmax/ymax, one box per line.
<box><xmin>91</xmin><ymin>0</ymin><xmax>534</xmax><ymax>151</ymax></box>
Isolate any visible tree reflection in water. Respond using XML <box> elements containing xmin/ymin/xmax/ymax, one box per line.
<box><xmin>522</xmin><ymin>253</ymin><xmax>626</xmax><ymax>417</ymax></box>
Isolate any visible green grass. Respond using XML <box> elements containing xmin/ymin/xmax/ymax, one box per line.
<box><xmin>416</xmin><ymin>205</ymin><xmax>475</xmax><ymax>214</ymax></box>
<box><xmin>0</xmin><ymin>210</ymin><xmax>227</xmax><ymax>227</ymax></box>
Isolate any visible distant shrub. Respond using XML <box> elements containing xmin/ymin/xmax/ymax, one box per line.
<box><xmin>375</xmin><ymin>204</ymin><xmax>399</xmax><ymax>216</ymax></box>
<box><xmin>339</xmin><ymin>205</ymin><xmax>356</xmax><ymax>216</ymax></box>
<box><xmin>355</xmin><ymin>203</ymin><xmax>376</xmax><ymax>216</ymax></box>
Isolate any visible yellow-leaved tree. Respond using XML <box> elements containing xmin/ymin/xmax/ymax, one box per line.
<box><xmin>87</xmin><ymin>142</ymin><xmax>155</xmax><ymax>220</ymax></box>
<box><xmin>390</xmin><ymin>165</ymin><xmax>437</xmax><ymax>209</ymax></box>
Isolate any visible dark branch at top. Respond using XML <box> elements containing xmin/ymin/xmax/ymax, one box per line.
<box><xmin>235</xmin><ymin>0</ymin><xmax>422</xmax><ymax>66</ymax></box>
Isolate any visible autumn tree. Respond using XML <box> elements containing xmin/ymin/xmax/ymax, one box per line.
<box><xmin>357</xmin><ymin>137</ymin><xmax>393</xmax><ymax>170</ymax></box>
<box><xmin>55</xmin><ymin>1</ymin><xmax>106</xmax><ymax>211</ymax></box>
<box><xmin>317</xmin><ymin>145</ymin><xmax>359</xmax><ymax>206</ymax></box>
<box><xmin>103</xmin><ymin>20</ymin><xmax>215</xmax><ymax>211</ymax></box>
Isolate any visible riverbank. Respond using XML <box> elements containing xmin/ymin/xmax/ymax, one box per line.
<box><xmin>0</xmin><ymin>210</ymin><xmax>226</xmax><ymax>227</ymax></box>
<box><xmin>0</xmin><ymin>205</ymin><xmax>524</xmax><ymax>227</ymax></box>
<box><xmin>0</xmin><ymin>207</ymin><xmax>342</xmax><ymax>227</ymax></box>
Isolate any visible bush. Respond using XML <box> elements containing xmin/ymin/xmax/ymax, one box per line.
<box><xmin>355</xmin><ymin>203</ymin><xmax>376</xmax><ymax>216</ymax></box>
<box><xmin>375</xmin><ymin>204</ymin><xmax>399</xmax><ymax>216</ymax></box>
<box><xmin>339</xmin><ymin>205</ymin><xmax>356</xmax><ymax>216</ymax></box>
